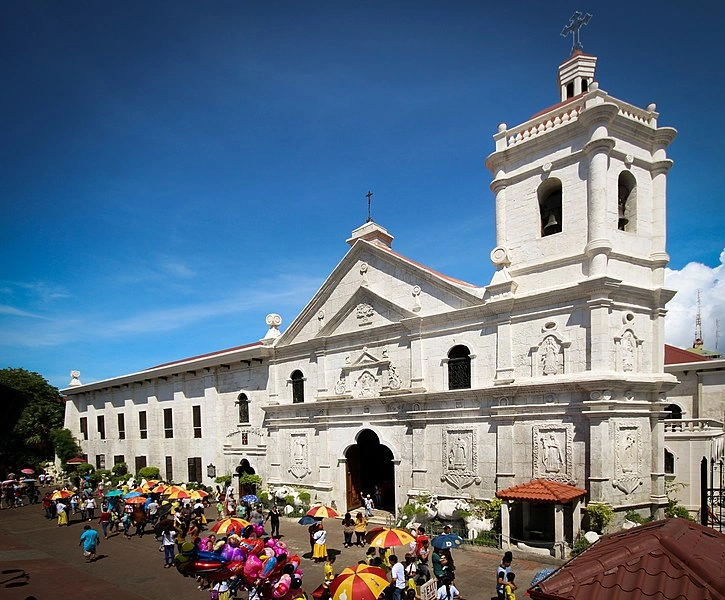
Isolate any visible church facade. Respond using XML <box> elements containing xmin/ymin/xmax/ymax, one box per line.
<box><xmin>64</xmin><ymin>49</ymin><xmax>706</xmax><ymax>544</ymax></box>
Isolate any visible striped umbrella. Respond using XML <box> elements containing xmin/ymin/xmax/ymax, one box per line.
<box><xmin>329</xmin><ymin>564</ymin><xmax>389</xmax><ymax>600</ymax></box>
<box><xmin>210</xmin><ymin>517</ymin><xmax>251</xmax><ymax>535</ymax></box>
<box><xmin>306</xmin><ymin>505</ymin><xmax>339</xmax><ymax>519</ymax></box>
<box><xmin>50</xmin><ymin>490</ymin><xmax>72</xmax><ymax>500</ymax></box>
<box><xmin>125</xmin><ymin>496</ymin><xmax>147</xmax><ymax>505</ymax></box>
<box><xmin>190</xmin><ymin>489</ymin><xmax>209</xmax><ymax>500</ymax></box>
<box><xmin>152</xmin><ymin>483</ymin><xmax>170</xmax><ymax>494</ymax></box>
<box><xmin>166</xmin><ymin>488</ymin><xmax>192</xmax><ymax>500</ymax></box>
<box><xmin>367</xmin><ymin>528</ymin><xmax>416</xmax><ymax>548</ymax></box>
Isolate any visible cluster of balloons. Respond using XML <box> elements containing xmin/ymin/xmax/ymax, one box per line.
<box><xmin>174</xmin><ymin>526</ymin><xmax>303</xmax><ymax>599</ymax></box>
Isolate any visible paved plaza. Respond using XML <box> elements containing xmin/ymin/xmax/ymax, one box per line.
<box><xmin>0</xmin><ymin>493</ymin><xmax>561</xmax><ymax>600</ymax></box>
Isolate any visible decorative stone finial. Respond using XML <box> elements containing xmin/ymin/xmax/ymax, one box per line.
<box><xmin>261</xmin><ymin>314</ymin><xmax>282</xmax><ymax>344</ymax></box>
<box><xmin>68</xmin><ymin>370</ymin><xmax>82</xmax><ymax>387</ymax></box>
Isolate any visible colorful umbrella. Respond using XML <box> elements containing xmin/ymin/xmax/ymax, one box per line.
<box><xmin>50</xmin><ymin>490</ymin><xmax>72</xmax><ymax>500</ymax></box>
<box><xmin>430</xmin><ymin>533</ymin><xmax>465</xmax><ymax>549</ymax></box>
<box><xmin>241</xmin><ymin>494</ymin><xmax>259</xmax><ymax>504</ymax></box>
<box><xmin>20</xmin><ymin>468</ymin><xmax>35</xmax><ymax>475</ymax></box>
<box><xmin>125</xmin><ymin>496</ymin><xmax>147</xmax><ymax>505</ymax></box>
<box><xmin>190</xmin><ymin>489</ymin><xmax>209</xmax><ymax>499</ymax></box>
<box><xmin>306</xmin><ymin>505</ymin><xmax>339</xmax><ymax>519</ymax></box>
<box><xmin>329</xmin><ymin>564</ymin><xmax>389</xmax><ymax>600</ymax></box>
<box><xmin>105</xmin><ymin>490</ymin><xmax>124</xmax><ymax>497</ymax></box>
<box><xmin>152</xmin><ymin>483</ymin><xmax>169</xmax><ymax>493</ymax></box>
<box><xmin>298</xmin><ymin>515</ymin><xmax>322</xmax><ymax>526</ymax></box>
<box><xmin>210</xmin><ymin>517</ymin><xmax>251</xmax><ymax>535</ymax></box>
<box><xmin>166</xmin><ymin>488</ymin><xmax>192</xmax><ymax>500</ymax></box>
<box><xmin>367</xmin><ymin>528</ymin><xmax>416</xmax><ymax>548</ymax></box>
<box><xmin>123</xmin><ymin>491</ymin><xmax>142</xmax><ymax>499</ymax></box>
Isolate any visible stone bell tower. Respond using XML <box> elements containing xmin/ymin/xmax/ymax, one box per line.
<box><xmin>485</xmin><ymin>15</ymin><xmax>679</xmax><ymax>513</ymax></box>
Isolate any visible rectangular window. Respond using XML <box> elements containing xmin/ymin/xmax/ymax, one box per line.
<box><xmin>134</xmin><ymin>456</ymin><xmax>147</xmax><ymax>473</ymax></box>
<box><xmin>113</xmin><ymin>455</ymin><xmax>125</xmax><ymax>468</ymax></box>
<box><xmin>97</xmin><ymin>415</ymin><xmax>106</xmax><ymax>440</ymax></box>
<box><xmin>117</xmin><ymin>413</ymin><xmax>126</xmax><ymax>440</ymax></box>
<box><xmin>187</xmin><ymin>457</ymin><xmax>202</xmax><ymax>483</ymax></box>
<box><xmin>164</xmin><ymin>408</ymin><xmax>173</xmax><ymax>439</ymax></box>
<box><xmin>241</xmin><ymin>432</ymin><xmax>249</xmax><ymax>446</ymax></box>
<box><xmin>95</xmin><ymin>454</ymin><xmax>105</xmax><ymax>469</ymax></box>
<box><xmin>139</xmin><ymin>411</ymin><xmax>147</xmax><ymax>439</ymax></box>
<box><xmin>80</xmin><ymin>417</ymin><xmax>88</xmax><ymax>440</ymax></box>
<box><xmin>192</xmin><ymin>405</ymin><xmax>202</xmax><ymax>438</ymax></box>
<box><xmin>165</xmin><ymin>456</ymin><xmax>173</xmax><ymax>482</ymax></box>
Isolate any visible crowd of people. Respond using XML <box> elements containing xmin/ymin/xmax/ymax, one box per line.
<box><xmin>7</xmin><ymin>470</ymin><xmax>532</xmax><ymax>600</ymax></box>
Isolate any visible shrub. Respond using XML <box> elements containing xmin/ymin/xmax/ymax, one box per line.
<box><xmin>75</xmin><ymin>463</ymin><xmax>94</xmax><ymax>476</ymax></box>
<box><xmin>111</xmin><ymin>462</ymin><xmax>128</xmax><ymax>477</ymax></box>
<box><xmin>298</xmin><ymin>490</ymin><xmax>311</xmax><ymax>505</ymax></box>
<box><xmin>137</xmin><ymin>466</ymin><xmax>161</xmax><ymax>480</ymax></box>
<box><xmin>571</xmin><ymin>533</ymin><xmax>591</xmax><ymax>556</ymax></box>
<box><xmin>586</xmin><ymin>503</ymin><xmax>614</xmax><ymax>534</ymax></box>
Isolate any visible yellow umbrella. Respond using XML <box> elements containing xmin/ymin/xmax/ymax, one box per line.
<box><xmin>190</xmin><ymin>489</ymin><xmax>209</xmax><ymax>500</ymax></box>
<box><xmin>50</xmin><ymin>490</ymin><xmax>72</xmax><ymax>500</ymax></box>
<box><xmin>329</xmin><ymin>564</ymin><xmax>389</xmax><ymax>600</ymax></box>
<box><xmin>367</xmin><ymin>527</ymin><xmax>416</xmax><ymax>548</ymax></box>
<box><xmin>306</xmin><ymin>505</ymin><xmax>340</xmax><ymax>519</ymax></box>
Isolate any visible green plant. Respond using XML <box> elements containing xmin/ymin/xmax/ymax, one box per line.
<box><xmin>473</xmin><ymin>530</ymin><xmax>498</xmax><ymax>547</ymax></box>
<box><xmin>297</xmin><ymin>490</ymin><xmax>311</xmax><ymax>505</ymax></box>
<box><xmin>76</xmin><ymin>463</ymin><xmax>94</xmax><ymax>476</ymax></box>
<box><xmin>586</xmin><ymin>503</ymin><xmax>614</xmax><ymax>534</ymax></box>
<box><xmin>137</xmin><ymin>466</ymin><xmax>161</xmax><ymax>480</ymax></box>
<box><xmin>571</xmin><ymin>533</ymin><xmax>591</xmax><ymax>556</ymax></box>
<box><xmin>258</xmin><ymin>490</ymin><xmax>271</xmax><ymax>506</ymax></box>
<box><xmin>664</xmin><ymin>481</ymin><xmax>693</xmax><ymax>520</ymax></box>
<box><xmin>284</xmin><ymin>495</ymin><xmax>295</xmax><ymax>506</ymax></box>
<box><xmin>239</xmin><ymin>473</ymin><xmax>262</xmax><ymax>488</ymax></box>
<box><xmin>215</xmin><ymin>474</ymin><xmax>232</xmax><ymax>486</ymax></box>
<box><xmin>111</xmin><ymin>462</ymin><xmax>128</xmax><ymax>477</ymax></box>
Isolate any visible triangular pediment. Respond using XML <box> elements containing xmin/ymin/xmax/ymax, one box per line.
<box><xmin>277</xmin><ymin>238</ymin><xmax>484</xmax><ymax>347</ymax></box>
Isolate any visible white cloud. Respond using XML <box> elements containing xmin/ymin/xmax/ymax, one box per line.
<box><xmin>664</xmin><ymin>249</ymin><xmax>725</xmax><ymax>351</ymax></box>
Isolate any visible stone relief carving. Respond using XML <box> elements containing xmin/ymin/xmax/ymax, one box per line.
<box><xmin>532</xmin><ymin>424</ymin><xmax>574</xmax><ymax>483</ymax></box>
<box><xmin>412</xmin><ymin>285</ymin><xmax>422</xmax><ymax>312</ymax></box>
<box><xmin>530</xmin><ymin>325</ymin><xmax>570</xmax><ymax>377</ymax></box>
<box><xmin>289</xmin><ymin>433</ymin><xmax>311</xmax><ymax>479</ymax></box>
<box><xmin>441</xmin><ymin>427</ymin><xmax>481</xmax><ymax>490</ymax></box>
<box><xmin>334</xmin><ymin>347</ymin><xmax>401</xmax><ymax>398</ymax></box>
<box><xmin>614</xmin><ymin>317</ymin><xmax>643</xmax><ymax>373</ymax></box>
<box><xmin>613</xmin><ymin>421</ymin><xmax>642</xmax><ymax>495</ymax></box>
<box><xmin>360</xmin><ymin>262</ymin><xmax>369</xmax><ymax>287</ymax></box>
<box><xmin>356</xmin><ymin>303</ymin><xmax>375</xmax><ymax>325</ymax></box>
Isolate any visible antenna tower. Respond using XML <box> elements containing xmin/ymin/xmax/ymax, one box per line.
<box><xmin>694</xmin><ymin>289</ymin><xmax>703</xmax><ymax>347</ymax></box>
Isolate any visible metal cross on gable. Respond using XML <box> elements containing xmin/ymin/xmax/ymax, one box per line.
<box><xmin>561</xmin><ymin>11</ymin><xmax>592</xmax><ymax>54</ymax></box>
<box><xmin>366</xmin><ymin>190</ymin><xmax>373</xmax><ymax>222</ymax></box>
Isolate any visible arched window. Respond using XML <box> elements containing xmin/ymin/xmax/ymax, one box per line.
<box><xmin>617</xmin><ymin>171</ymin><xmax>637</xmax><ymax>232</ymax></box>
<box><xmin>291</xmin><ymin>370</ymin><xmax>305</xmax><ymax>403</ymax></box>
<box><xmin>664</xmin><ymin>403</ymin><xmax>682</xmax><ymax>420</ymax></box>
<box><xmin>664</xmin><ymin>448</ymin><xmax>675</xmax><ymax>474</ymax></box>
<box><xmin>448</xmin><ymin>345</ymin><xmax>471</xmax><ymax>390</ymax></box>
<box><xmin>237</xmin><ymin>393</ymin><xmax>249</xmax><ymax>423</ymax></box>
<box><xmin>538</xmin><ymin>179</ymin><xmax>562</xmax><ymax>237</ymax></box>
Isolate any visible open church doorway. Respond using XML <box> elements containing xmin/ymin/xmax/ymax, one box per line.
<box><xmin>345</xmin><ymin>429</ymin><xmax>395</xmax><ymax>512</ymax></box>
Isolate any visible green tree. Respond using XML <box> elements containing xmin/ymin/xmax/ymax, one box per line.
<box><xmin>50</xmin><ymin>428</ymin><xmax>82</xmax><ymax>465</ymax></box>
<box><xmin>0</xmin><ymin>368</ymin><xmax>64</xmax><ymax>469</ymax></box>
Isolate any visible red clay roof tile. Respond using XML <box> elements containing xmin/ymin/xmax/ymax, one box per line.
<box><xmin>495</xmin><ymin>479</ymin><xmax>587</xmax><ymax>504</ymax></box>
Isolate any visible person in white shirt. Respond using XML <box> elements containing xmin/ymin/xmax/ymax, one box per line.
<box><xmin>436</xmin><ymin>577</ymin><xmax>460</xmax><ymax>600</ymax></box>
<box><xmin>389</xmin><ymin>554</ymin><xmax>406</xmax><ymax>600</ymax></box>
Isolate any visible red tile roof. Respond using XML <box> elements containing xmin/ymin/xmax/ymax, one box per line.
<box><xmin>495</xmin><ymin>479</ymin><xmax>587</xmax><ymax>504</ymax></box>
<box><xmin>529</xmin><ymin>518</ymin><xmax>725</xmax><ymax>600</ymax></box>
<box><xmin>664</xmin><ymin>343</ymin><xmax>713</xmax><ymax>365</ymax></box>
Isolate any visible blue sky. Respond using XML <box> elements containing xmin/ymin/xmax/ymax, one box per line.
<box><xmin>2</xmin><ymin>1</ymin><xmax>723</xmax><ymax>390</ymax></box>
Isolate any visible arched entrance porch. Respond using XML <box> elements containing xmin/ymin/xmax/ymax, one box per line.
<box><xmin>345</xmin><ymin>429</ymin><xmax>395</xmax><ymax>512</ymax></box>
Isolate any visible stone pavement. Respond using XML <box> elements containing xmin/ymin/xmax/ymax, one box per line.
<box><xmin>0</xmin><ymin>497</ymin><xmax>562</xmax><ymax>600</ymax></box>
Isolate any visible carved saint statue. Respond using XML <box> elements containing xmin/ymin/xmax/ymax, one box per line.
<box><xmin>541</xmin><ymin>336</ymin><xmax>559</xmax><ymax>375</ymax></box>
<box><xmin>293</xmin><ymin>437</ymin><xmax>306</xmax><ymax>465</ymax></box>
<box><xmin>448</xmin><ymin>436</ymin><xmax>468</xmax><ymax>470</ymax></box>
<box><xmin>541</xmin><ymin>434</ymin><xmax>563</xmax><ymax>473</ymax></box>
<box><xmin>621</xmin><ymin>433</ymin><xmax>637</xmax><ymax>473</ymax></box>
<box><xmin>622</xmin><ymin>331</ymin><xmax>635</xmax><ymax>372</ymax></box>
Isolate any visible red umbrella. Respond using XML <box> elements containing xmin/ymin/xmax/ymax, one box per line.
<box><xmin>306</xmin><ymin>505</ymin><xmax>339</xmax><ymax>519</ymax></box>
<box><xmin>21</xmin><ymin>468</ymin><xmax>35</xmax><ymax>475</ymax></box>
<box><xmin>125</xmin><ymin>496</ymin><xmax>147</xmax><ymax>505</ymax></box>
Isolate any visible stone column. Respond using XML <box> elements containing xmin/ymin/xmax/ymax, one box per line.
<box><xmin>587</xmin><ymin>294</ymin><xmax>613</xmax><ymax>372</ymax></box>
<box><xmin>554</xmin><ymin>504</ymin><xmax>565</xmax><ymax>558</ymax></box>
<box><xmin>491</xmin><ymin>179</ymin><xmax>507</xmax><ymax>248</ymax></box>
<box><xmin>500</xmin><ymin>500</ymin><xmax>511</xmax><ymax>549</ymax></box>
<box><xmin>315</xmin><ymin>350</ymin><xmax>327</xmax><ymax>396</ymax></box>
<box><xmin>496</xmin><ymin>422</ymin><xmax>515</xmax><ymax>489</ymax></box>
<box><xmin>572</xmin><ymin>498</ymin><xmax>582</xmax><ymax>542</ymax></box>
<box><xmin>495</xmin><ymin>319</ymin><xmax>514</xmax><ymax>383</ymax></box>
<box><xmin>585</xmin><ymin>411</ymin><xmax>612</xmax><ymax>503</ymax></box>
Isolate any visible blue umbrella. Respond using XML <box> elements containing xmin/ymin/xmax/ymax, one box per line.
<box><xmin>123</xmin><ymin>491</ymin><xmax>141</xmax><ymax>499</ymax></box>
<box><xmin>530</xmin><ymin>567</ymin><xmax>557</xmax><ymax>586</ymax></box>
<box><xmin>430</xmin><ymin>533</ymin><xmax>465</xmax><ymax>549</ymax></box>
<box><xmin>241</xmin><ymin>494</ymin><xmax>259</xmax><ymax>504</ymax></box>
<box><xmin>298</xmin><ymin>515</ymin><xmax>322</xmax><ymax>525</ymax></box>
<box><xmin>105</xmin><ymin>490</ymin><xmax>124</xmax><ymax>497</ymax></box>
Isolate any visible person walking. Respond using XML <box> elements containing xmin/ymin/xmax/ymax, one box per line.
<box><xmin>266</xmin><ymin>505</ymin><xmax>281</xmax><ymax>538</ymax></box>
<box><xmin>342</xmin><ymin>512</ymin><xmax>355</xmax><ymax>548</ymax></box>
<box><xmin>161</xmin><ymin>527</ymin><xmax>177</xmax><ymax>568</ymax></box>
<box><xmin>312</xmin><ymin>522</ymin><xmax>328</xmax><ymax>563</ymax></box>
<box><xmin>389</xmin><ymin>555</ymin><xmax>406</xmax><ymax>600</ymax></box>
<box><xmin>79</xmin><ymin>524</ymin><xmax>100</xmax><ymax>563</ymax></box>
<box><xmin>354</xmin><ymin>512</ymin><xmax>368</xmax><ymax>547</ymax></box>
<box><xmin>364</xmin><ymin>494</ymin><xmax>374</xmax><ymax>517</ymax></box>
<box><xmin>98</xmin><ymin>507</ymin><xmax>112</xmax><ymax>539</ymax></box>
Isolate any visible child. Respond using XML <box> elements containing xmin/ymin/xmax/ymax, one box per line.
<box><xmin>323</xmin><ymin>555</ymin><xmax>336</xmax><ymax>587</ymax></box>
<box><xmin>504</xmin><ymin>572</ymin><xmax>517</xmax><ymax>600</ymax></box>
